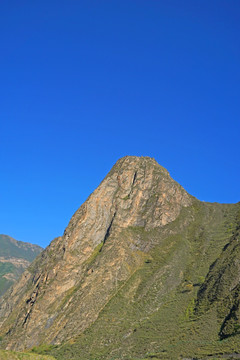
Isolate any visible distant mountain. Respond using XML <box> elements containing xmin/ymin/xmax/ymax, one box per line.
<box><xmin>0</xmin><ymin>156</ymin><xmax>239</xmax><ymax>360</ymax></box>
<box><xmin>0</xmin><ymin>235</ymin><xmax>43</xmax><ymax>296</ymax></box>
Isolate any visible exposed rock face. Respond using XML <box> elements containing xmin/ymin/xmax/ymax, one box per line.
<box><xmin>63</xmin><ymin>156</ymin><xmax>191</xmax><ymax>255</ymax></box>
<box><xmin>0</xmin><ymin>156</ymin><xmax>192</xmax><ymax>350</ymax></box>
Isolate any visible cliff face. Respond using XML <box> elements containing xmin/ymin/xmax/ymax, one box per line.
<box><xmin>0</xmin><ymin>156</ymin><xmax>239</xmax><ymax>360</ymax></box>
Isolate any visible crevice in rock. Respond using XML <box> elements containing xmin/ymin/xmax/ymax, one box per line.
<box><xmin>22</xmin><ymin>311</ymin><xmax>31</xmax><ymax>326</ymax></box>
<box><xmin>23</xmin><ymin>274</ymin><xmax>47</xmax><ymax>327</ymax></box>
<box><xmin>132</xmin><ymin>171</ymin><xmax>137</xmax><ymax>187</ymax></box>
<box><xmin>23</xmin><ymin>289</ymin><xmax>39</xmax><ymax>327</ymax></box>
<box><xmin>126</xmin><ymin>171</ymin><xmax>137</xmax><ymax>199</ymax></box>
<box><xmin>99</xmin><ymin>212</ymin><xmax>116</xmax><ymax>252</ymax></box>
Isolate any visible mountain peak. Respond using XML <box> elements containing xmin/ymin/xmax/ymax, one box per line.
<box><xmin>115</xmin><ymin>155</ymin><xmax>157</xmax><ymax>164</ymax></box>
<box><xmin>110</xmin><ymin>155</ymin><xmax>169</xmax><ymax>176</ymax></box>
<box><xmin>0</xmin><ymin>157</ymin><xmax>192</xmax><ymax>350</ymax></box>
<box><xmin>64</xmin><ymin>155</ymin><xmax>191</xmax><ymax>250</ymax></box>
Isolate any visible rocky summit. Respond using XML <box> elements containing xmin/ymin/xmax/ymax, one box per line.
<box><xmin>0</xmin><ymin>156</ymin><xmax>239</xmax><ymax>360</ymax></box>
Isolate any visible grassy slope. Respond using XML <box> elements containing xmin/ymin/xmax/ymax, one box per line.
<box><xmin>29</xmin><ymin>201</ymin><xmax>240</xmax><ymax>360</ymax></box>
<box><xmin>0</xmin><ymin>349</ymin><xmax>55</xmax><ymax>360</ymax></box>
<box><xmin>195</xmin><ymin>206</ymin><xmax>240</xmax><ymax>342</ymax></box>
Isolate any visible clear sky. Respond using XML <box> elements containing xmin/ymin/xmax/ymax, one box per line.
<box><xmin>0</xmin><ymin>0</ymin><xmax>239</xmax><ymax>247</ymax></box>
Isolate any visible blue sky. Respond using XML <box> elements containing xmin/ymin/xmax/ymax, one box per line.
<box><xmin>0</xmin><ymin>0</ymin><xmax>239</xmax><ymax>247</ymax></box>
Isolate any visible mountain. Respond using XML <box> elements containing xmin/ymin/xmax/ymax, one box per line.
<box><xmin>0</xmin><ymin>156</ymin><xmax>239</xmax><ymax>360</ymax></box>
<box><xmin>0</xmin><ymin>235</ymin><xmax>43</xmax><ymax>297</ymax></box>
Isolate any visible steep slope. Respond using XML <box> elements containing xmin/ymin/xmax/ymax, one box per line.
<box><xmin>0</xmin><ymin>235</ymin><xmax>43</xmax><ymax>296</ymax></box>
<box><xmin>195</xmin><ymin>208</ymin><xmax>240</xmax><ymax>340</ymax></box>
<box><xmin>0</xmin><ymin>156</ymin><xmax>239</xmax><ymax>360</ymax></box>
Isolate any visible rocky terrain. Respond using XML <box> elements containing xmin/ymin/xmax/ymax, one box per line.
<box><xmin>0</xmin><ymin>156</ymin><xmax>239</xmax><ymax>360</ymax></box>
<box><xmin>0</xmin><ymin>235</ymin><xmax>43</xmax><ymax>296</ymax></box>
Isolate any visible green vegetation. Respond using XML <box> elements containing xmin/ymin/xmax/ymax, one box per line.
<box><xmin>0</xmin><ymin>349</ymin><xmax>56</xmax><ymax>360</ymax></box>
<box><xmin>0</xmin><ymin>235</ymin><xmax>43</xmax><ymax>296</ymax></box>
<box><xmin>2</xmin><ymin>199</ymin><xmax>240</xmax><ymax>360</ymax></box>
<box><xmin>0</xmin><ymin>276</ymin><xmax>13</xmax><ymax>297</ymax></box>
<box><xmin>0</xmin><ymin>235</ymin><xmax>42</xmax><ymax>262</ymax></box>
<box><xmin>0</xmin><ymin>263</ymin><xmax>15</xmax><ymax>276</ymax></box>
<box><xmin>85</xmin><ymin>241</ymin><xmax>104</xmax><ymax>268</ymax></box>
<box><xmin>39</xmin><ymin>201</ymin><xmax>240</xmax><ymax>360</ymax></box>
<box><xmin>0</xmin><ymin>261</ymin><xmax>25</xmax><ymax>296</ymax></box>
<box><xmin>31</xmin><ymin>344</ymin><xmax>58</xmax><ymax>355</ymax></box>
